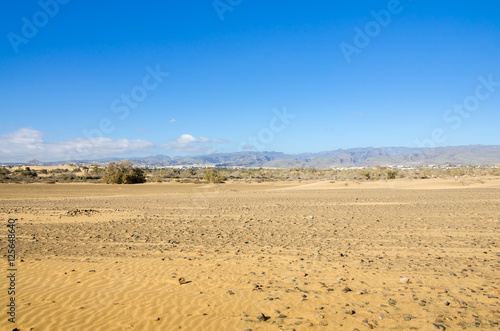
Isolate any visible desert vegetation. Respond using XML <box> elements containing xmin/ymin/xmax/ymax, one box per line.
<box><xmin>0</xmin><ymin>162</ymin><xmax>499</xmax><ymax>184</ymax></box>
<box><xmin>101</xmin><ymin>160</ymin><xmax>146</xmax><ymax>184</ymax></box>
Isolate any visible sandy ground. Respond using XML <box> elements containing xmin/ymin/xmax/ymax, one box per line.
<box><xmin>1</xmin><ymin>178</ymin><xmax>499</xmax><ymax>330</ymax></box>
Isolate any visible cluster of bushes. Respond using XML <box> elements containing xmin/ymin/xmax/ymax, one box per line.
<box><xmin>0</xmin><ymin>167</ymin><xmax>39</xmax><ymax>183</ymax></box>
<box><xmin>1</xmin><ymin>163</ymin><xmax>499</xmax><ymax>184</ymax></box>
<box><xmin>203</xmin><ymin>170</ymin><xmax>227</xmax><ymax>184</ymax></box>
<box><xmin>0</xmin><ymin>165</ymin><xmax>105</xmax><ymax>183</ymax></box>
<box><xmin>143</xmin><ymin>165</ymin><xmax>500</xmax><ymax>182</ymax></box>
<box><xmin>101</xmin><ymin>160</ymin><xmax>146</xmax><ymax>184</ymax></box>
<box><xmin>16</xmin><ymin>166</ymin><xmax>38</xmax><ymax>177</ymax></box>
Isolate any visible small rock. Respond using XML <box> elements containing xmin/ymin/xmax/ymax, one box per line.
<box><xmin>388</xmin><ymin>299</ymin><xmax>397</xmax><ymax>306</ymax></box>
<box><xmin>179</xmin><ymin>277</ymin><xmax>187</xmax><ymax>285</ymax></box>
<box><xmin>341</xmin><ymin>286</ymin><xmax>352</xmax><ymax>293</ymax></box>
<box><xmin>226</xmin><ymin>290</ymin><xmax>235</xmax><ymax>295</ymax></box>
<box><xmin>257</xmin><ymin>313</ymin><xmax>270</xmax><ymax>321</ymax></box>
<box><xmin>400</xmin><ymin>277</ymin><xmax>409</xmax><ymax>283</ymax></box>
<box><xmin>314</xmin><ymin>312</ymin><xmax>324</xmax><ymax>319</ymax></box>
<box><xmin>343</xmin><ymin>309</ymin><xmax>355</xmax><ymax>315</ymax></box>
<box><xmin>319</xmin><ymin>320</ymin><xmax>328</xmax><ymax>326</ymax></box>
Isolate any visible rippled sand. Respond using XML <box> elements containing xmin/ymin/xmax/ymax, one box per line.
<box><xmin>1</xmin><ymin>178</ymin><xmax>499</xmax><ymax>330</ymax></box>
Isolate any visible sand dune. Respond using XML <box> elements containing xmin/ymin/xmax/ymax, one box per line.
<box><xmin>1</xmin><ymin>180</ymin><xmax>499</xmax><ymax>330</ymax></box>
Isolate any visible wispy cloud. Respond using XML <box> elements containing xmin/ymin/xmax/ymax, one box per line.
<box><xmin>161</xmin><ymin>134</ymin><xmax>229</xmax><ymax>154</ymax></box>
<box><xmin>0</xmin><ymin>128</ymin><xmax>154</xmax><ymax>162</ymax></box>
<box><xmin>169</xmin><ymin>118</ymin><xmax>176</xmax><ymax>123</ymax></box>
<box><xmin>240</xmin><ymin>144</ymin><xmax>256</xmax><ymax>150</ymax></box>
<box><xmin>350</xmin><ymin>111</ymin><xmax>365</xmax><ymax>116</ymax></box>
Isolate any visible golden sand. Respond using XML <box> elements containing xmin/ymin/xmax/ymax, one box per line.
<box><xmin>1</xmin><ymin>178</ymin><xmax>499</xmax><ymax>330</ymax></box>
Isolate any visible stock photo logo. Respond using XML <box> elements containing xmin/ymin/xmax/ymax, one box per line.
<box><xmin>238</xmin><ymin>107</ymin><xmax>295</xmax><ymax>152</ymax></box>
<box><xmin>213</xmin><ymin>0</ymin><xmax>243</xmax><ymax>21</ymax></box>
<box><xmin>67</xmin><ymin>65</ymin><xmax>168</xmax><ymax>161</ymax></box>
<box><xmin>415</xmin><ymin>74</ymin><xmax>499</xmax><ymax>149</ymax></box>
<box><xmin>340</xmin><ymin>0</ymin><xmax>412</xmax><ymax>63</ymax></box>
<box><xmin>7</xmin><ymin>0</ymin><xmax>71</xmax><ymax>54</ymax></box>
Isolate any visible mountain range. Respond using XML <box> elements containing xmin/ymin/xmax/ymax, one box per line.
<box><xmin>13</xmin><ymin>145</ymin><xmax>500</xmax><ymax>168</ymax></box>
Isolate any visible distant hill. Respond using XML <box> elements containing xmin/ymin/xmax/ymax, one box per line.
<box><xmin>9</xmin><ymin>145</ymin><xmax>500</xmax><ymax>168</ymax></box>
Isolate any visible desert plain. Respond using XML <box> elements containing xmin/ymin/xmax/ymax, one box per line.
<box><xmin>1</xmin><ymin>178</ymin><xmax>500</xmax><ymax>330</ymax></box>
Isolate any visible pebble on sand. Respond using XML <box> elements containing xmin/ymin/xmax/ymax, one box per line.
<box><xmin>257</xmin><ymin>313</ymin><xmax>270</xmax><ymax>321</ymax></box>
<box><xmin>341</xmin><ymin>286</ymin><xmax>352</xmax><ymax>293</ymax></box>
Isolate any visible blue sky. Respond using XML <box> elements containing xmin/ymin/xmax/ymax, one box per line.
<box><xmin>1</xmin><ymin>0</ymin><xmax>499</xmax><ymax>161</ymax></box>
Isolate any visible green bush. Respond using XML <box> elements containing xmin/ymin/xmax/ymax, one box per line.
<box><xmin>19</xmin><ymin>167</ymin><xmax>37</xmax><ymax>178</ymax></box>
<box><xmin>386</xmin><ymin>169</ymin><xmax>398</xmax><ymax>179</ymax></box>
<box><xmin>204</xmin><ymin>170</ymin><xmax>226</xmax><ymax>184</ymax></box>
<box><xmin>102</xmin><ymin>160</ymin><xmax>146</xmax><ymax>184</ymax></box>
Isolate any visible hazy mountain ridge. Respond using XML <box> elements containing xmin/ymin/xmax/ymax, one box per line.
<box><xmin>10</xmin><ymin>145</ymin><xmax>500</xmax><ymax>168</ymax></box>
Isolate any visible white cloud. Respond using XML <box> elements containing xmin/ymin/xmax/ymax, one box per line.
<box><xmin>0</xmin><ymin>128</ymin><xmax>154</xmax><ymax>162</ymax></box>
<box><xmin>161</xmin><ymin>134</ymin><xmax>229</xmax><ymax>153</ymax></box>
<box><xmin>169</xmin><ymin>118</ymin><xmax>176</xmax><ymax>123</ymax></box>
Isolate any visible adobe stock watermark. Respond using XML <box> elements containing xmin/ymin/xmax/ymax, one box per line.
<box><xmin>415</xmin><ymin>74</ymin><xmax>499</xmax><ymax>149</ymax></box>
<box><xmin>66</xmin><ymin>65</ymin><xmax>169</xmax><ymax>161</ymax></box>
<box><xmin>340</xmin><ymin>0</ymin><xmax>411</xmax><ymax>63</ymax></box>
<box><xmin>213</xmin><ymin>0</ymin><xmax>242</xmax><ymax>21</ymax></box>
<box><xmin>238</xmin><ymin>107</ymin><xmax>295</xmax><ymax>152</ymax></box>
<box><xmin>6</xmin><ymin>218</ymin><xmax>17</xmax><ymax>324</ymax></box>
<box><xmin>7</xmin><ymin>0</ymin><xmax>71</xmax><ymax>54</ymax></box>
